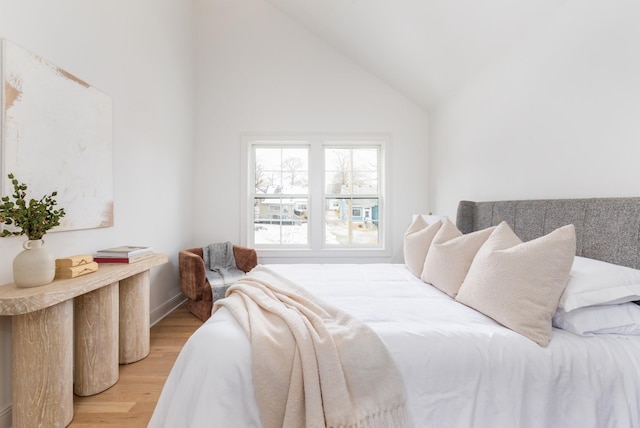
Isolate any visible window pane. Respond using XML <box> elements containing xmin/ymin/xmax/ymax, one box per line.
<box><xmin>352</xmin><ymin>148</ymin><xmax>377</xmax><ymax>172</ymax></box>
<box><xmin>282</xmin><ymin>148</ymin><xmax>308</xmax><ymax>192</ymax></box>
<box><xmin>352</xmin><ymin>148</ymin><xmax>378</xmax><ymax>193</ymax></box>
<box><xmin>255</xmin><ymin>147</ymin><xmax>308</xmax><ymax>194</ymax></box>
<box><xmin>324</xmin><ymin>198</ymin><xmax>379</xmax><ymax>245</ymax></box>
<box><xmin>352</xmin><ymin>171</ymin><xmax>377</xmax><ymax>194</ymax></box>
<box><xmin>254</xmin><ymin>197</ymin><xmax>308</xmax><ymax>245</ymax></box>
<box><xmin>324</xmin><ymin>147</ymin><xmax>378</xmax><ymax>194</ymax></box>
<box><xmin>325</xmin><ymin>148</ymin><xmax>350</xmax><ymax>194</ymax></box>
<box><xmin>255</xmin><ymin>148</ymin><xmax>279</xmax><ymax>193</ymax></box>
<box><xmin>325</xmin><ymin>172</ymin><xmax>345</xmax><ymax>194</ymax></box>
<box><xmin>325</xmin><ymin>148</ymin><xmax>350</xmax><ymax>171</ymax></box>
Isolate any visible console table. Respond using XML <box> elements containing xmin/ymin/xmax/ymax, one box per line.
<box><xmin>0</xmin><ymin>253</ymin><xmax>168</xmax><ymax>428</ymax></box>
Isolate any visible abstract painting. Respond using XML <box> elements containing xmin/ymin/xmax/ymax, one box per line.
<box><xmin>0</xmin><ymin>38</ymin><xmax>113</xmax><ymax>233</ymax></box>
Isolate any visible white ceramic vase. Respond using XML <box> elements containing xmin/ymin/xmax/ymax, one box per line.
<box><xmin>13</xmin><ymin>239</ymin><xmax>56</xmax><ymax>288</ymax></box>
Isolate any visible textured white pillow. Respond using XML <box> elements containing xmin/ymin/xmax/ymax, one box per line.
<box><xmin>553</xmin><ymin>303</ymin><xmax>640</xmax><ymax>336</ymax></box>
<box><xmin>456</xmin><ymin>222</ymin><xmax>576</xmax><ymax>347</ymax></box>
<box><xmin>421</xmin><ymin>219</ymin><xmax>495</xmax><ymax>297</ymax></box>
<box><xmin>559</xmin><ymin>256</ymin><xmax>640</xmax><ymax>312</ymax></box>
<box><xmin>403</xmin><ymin>216</ymin><xmax>442</xmax><ymax>278</ymax></box>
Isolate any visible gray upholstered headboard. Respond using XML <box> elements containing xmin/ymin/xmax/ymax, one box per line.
<box><xmin>456</xmin><ymin>198</ymin><xmax>640</xmax><ymax>270</ymax></box>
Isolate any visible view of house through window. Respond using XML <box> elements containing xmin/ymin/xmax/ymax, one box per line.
<box><xmin>250</xmin><ymin>139</ymin><xmax>383</xmax><ymax>250</ymax></box>
<box><xmin>253</xmin><ymin>146</ymin><xmax>309</xmax><ymax>245</ymax></box>
<box><xmin>324</xmin><ymin>146</ymin><xmax>379</xmax><ymax>246</ymax></box>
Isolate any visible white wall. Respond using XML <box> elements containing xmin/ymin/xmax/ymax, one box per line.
<box><xmin>4</xmin><ymin>0</ymin><xmax>635</xmax><ymax>425</ymax></box>
<box><xmin>0</xmin><ymin>0</ymin><xmax>429</xmax><ymax>424</ymax></box>
<box><xmin>0</xmin><ymin>1</ymin><xmax>195</xmax><ymax>425</ymax></box>
<box><xmin>192</xmin><ymin>0</ymin><xmax>430</xmax><ymax>263</ymax></box>
<box><xmin>430</xmin><ymin>0</ymin><xmax>640</xmax><ymax>218</ymax></box>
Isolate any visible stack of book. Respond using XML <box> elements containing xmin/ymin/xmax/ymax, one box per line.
<box><xmin>55</xmin><ymin>254</ymin><xmax>99</xmax><ymax>279</ymax></box>
<box><xmin>93</xmin><ymin>246</ymin><xmax>154</xmax><ymax>264</ymax></box>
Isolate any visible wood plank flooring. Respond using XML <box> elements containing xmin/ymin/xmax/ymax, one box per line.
<box><xmin>68</xmin><ymin>302</ymin><xmax>202</xmax><ymax>427</ymax></box>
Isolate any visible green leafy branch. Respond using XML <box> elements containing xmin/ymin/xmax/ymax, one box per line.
<box><xmin>0</xmin><ymin>173</ymin><xmax>66</xmax><ymax>240</ymax></box>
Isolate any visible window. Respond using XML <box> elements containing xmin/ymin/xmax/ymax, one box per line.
<box><xmin>244</xmin><ymin>135</ymin><xmax>387</xmax><ymax>256</ymax></box>
<box><xmin>252</xmin><ymin>146</ymin><xmax>309</xmax><ymax>246</ymax></box>
<box><xmin>324</xmin><ymin>146</ymin><xmax>380</xmax><ymax>246</ymax></box>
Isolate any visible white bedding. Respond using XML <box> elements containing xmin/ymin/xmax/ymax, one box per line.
<box><xmin>149</xmin><ymin>264</ymin><xmax>640</xmax><ymax>428</ymax></box>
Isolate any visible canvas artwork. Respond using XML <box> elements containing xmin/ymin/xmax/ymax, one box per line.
<box><xmin>0</xmin><ymin>38</ymin><xmax>113</xmax><ymax>233</ymax></box>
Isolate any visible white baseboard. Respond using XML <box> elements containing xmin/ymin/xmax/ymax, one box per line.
<box><xmin>150</xmin><ymin>293</ymin><xmax>187</xmax><ymax>326</ymax></box>
<box><xmin>0</xmin><ymin>404</ymin><xmax>11</xmax><ymax>428</ymax></box>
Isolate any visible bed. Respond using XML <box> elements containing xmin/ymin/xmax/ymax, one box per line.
<box><xmin>149</xmin><ymin>198</ymin><xmax>640</xmax><ymax>428</ymax></box>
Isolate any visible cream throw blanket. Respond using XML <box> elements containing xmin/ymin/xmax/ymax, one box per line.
<box><xmin>213</xmin><ymin>265</ymin><xmax>412</xmax><ymax>428</ymax></box>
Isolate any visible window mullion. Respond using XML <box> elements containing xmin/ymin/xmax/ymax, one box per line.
<box><xmin>309</xmin><ymin>141</ymin><xmax>324</xmax><ymax>250</ymax></box>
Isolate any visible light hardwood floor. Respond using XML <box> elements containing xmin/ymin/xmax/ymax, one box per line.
<box><xmin>68</xmin><ymin>302</ymin><xmax>202</xmax><ymax>427</ymax></box>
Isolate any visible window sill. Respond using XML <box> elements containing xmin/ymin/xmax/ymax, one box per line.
<box><xmin>255</xmin><ymin>247</ymin><xmax>392</xmax><ymax>264</ymax></box>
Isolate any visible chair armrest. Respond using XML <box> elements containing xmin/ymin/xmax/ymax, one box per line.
<box><xmin>179</xmin><ymin>249</ymin><xmax>207</xmax><ymax>301</ymax></box>
<box><xmin>233</xmin><ymin>245</ymin><xmax>258</xmax><ymax>273</ymax></box>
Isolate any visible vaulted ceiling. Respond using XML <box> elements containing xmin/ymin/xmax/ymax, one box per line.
<box><xmin>266</xmin><ymin>0</ymin><xmax>568</xmax><ymax>111</ymax></box>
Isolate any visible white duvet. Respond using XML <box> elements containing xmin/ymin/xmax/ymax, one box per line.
<box><xmin>149</xmin><ymin>264</ymin><xmax>640</xmax><ymax>428</ymax></box>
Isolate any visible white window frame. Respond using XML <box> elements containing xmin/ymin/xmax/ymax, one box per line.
<box><xmin>240</xmin><ymin>133</ymin><xmax>392</xmax><ymax>260</ymax></box>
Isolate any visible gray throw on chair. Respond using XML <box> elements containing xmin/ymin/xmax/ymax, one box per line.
<box><xmin>202</xmin><ymin>241</ymin><xmax>247</xmax><ymax>301</ymax></box>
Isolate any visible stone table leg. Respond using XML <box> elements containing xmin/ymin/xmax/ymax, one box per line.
<box><xmin>74</xmin><ymin>282</ymin><xmax>119</xmax><ymax>396</ymax></box>
<box><xmin>12</xmin><ymin>300</ymin><xmax>73</xmax><ymax>427</ymax></box>
<box><xmin>119</xmin><ymin>270</ymin><xmax>150</xmax><ymax>364</ymax></box>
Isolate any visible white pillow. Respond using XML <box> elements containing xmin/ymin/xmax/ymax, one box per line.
<box><xmin>403</xmin><ymin>216</ymin><xmax>442</xmax><ymax>278</ymax></box>
<box><xmin>456</xmin><ymin>222</ymin><xmax>576</xmax><ymax>347</ymax></box>
<box><xmin>553</xmin><ymin>303</ymin><xmax>640</xmax><ymax>336</ymax></box>
<box><xmin>559</xmin><ymin>256</ymin><xmax>640</xmax><ymax>312</ymax></box>
<box><xmin>421</xmin><ymin>219</ymin><xmax>495</xmax><ymax>297</ymax></box>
